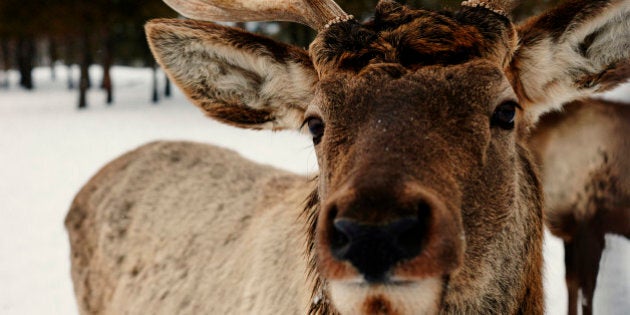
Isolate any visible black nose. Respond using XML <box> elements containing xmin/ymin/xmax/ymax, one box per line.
<box><xmin>330</xmin><ymin>217</ymin><xmax>426</xmax><ymax>282</ymax></box>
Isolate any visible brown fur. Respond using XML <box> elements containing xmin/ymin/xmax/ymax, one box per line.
<box><xmin>529</xmin><ymin>98</ymin><xmax>630</xmax><ymax>315</ymax></box>
<box><xmin>363</xmin><ymin>295</ymin><xmax>396</xmax><ymax>315</ymax></box>
<box><xmin>67</xmin><ymin>0</ymin><xmax>630</xmax><ymax>314</ymax></box>
<box><xmin>310</xmin><ymin>3</ymin><xmax>516</xmax><ymax>75</ymax></box>
<box><xmin>305</xmin><ymin>62</ymin><xmax>543</xmax><ymax>314</ymax></box>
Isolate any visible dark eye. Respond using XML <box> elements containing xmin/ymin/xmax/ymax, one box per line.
<box><xmin>306</xmin><ymin>117</ymin><xmax>325</xmax><ymax>145</ymax></box>
<box><xmin>491</xmin><ymin>101</ymin><xmax>519</xmax><ymax>130</ymax></box>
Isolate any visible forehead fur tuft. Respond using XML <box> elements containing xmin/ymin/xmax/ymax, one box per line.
<box><xmin>310</xmin><ymin>2</ymin><xmax>515</xmax><ymax>76</ymax></box>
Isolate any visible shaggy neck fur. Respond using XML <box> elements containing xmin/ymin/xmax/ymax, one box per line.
<box><xmin>303</xmin><ymin>189</ymin><xmax>338</xmax><ymax>315</ymax></box>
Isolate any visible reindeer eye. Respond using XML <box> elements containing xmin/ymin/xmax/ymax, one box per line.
<box><xmin>491</xmin><ymin>101</ymin><xmax>519</xmax><ymax>130</ymax></box>
<box><xmin>306</xmin><ymin>117</ymin><xmax>325</xmax><ymax>145</ymax></box>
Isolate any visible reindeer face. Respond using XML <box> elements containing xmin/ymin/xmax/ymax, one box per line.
<box><xmin>310</xmin><ymin>63</ymin><xmax>523</xmax><ymax>314</ymax></box>
<box><xmin>303</xmin><ymin>7</ymin><xmax>525</xmax><ymax>311</ymax></box>
<box><xmin>147</xmin><ymin>0</ymin><xmax>630</xmax><ymax>313</ymax></box>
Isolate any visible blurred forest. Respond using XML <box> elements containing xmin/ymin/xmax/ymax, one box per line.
<box><xmin>0</xmin><ymin>0</ymin><xmax>560</xmax><ymax>108</ymax></box>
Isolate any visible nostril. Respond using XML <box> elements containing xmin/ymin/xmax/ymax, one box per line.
<box><xmin>327</xmin><ymin>206</ymin><xmax>350</xmax><ymax>259</ymax></box>
<box><xmin>330</xmin><ymin>219</ymin><xmax>354</xmax><ymax>259</ymax></box>
<box><xmin>393</xmin><ymin>203</ymin><xmax>431</xmax><ymax>260</ymax></box>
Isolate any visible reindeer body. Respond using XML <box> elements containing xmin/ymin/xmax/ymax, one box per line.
<box><xmin>530</xmin><ymin>98</ymin><xmax>630</xmax><ymax>315</ymax></box>
<box><xmin>66</xmin><ymin>0</ymin><xmax>630</xmax><ymax>314</ymax></box>
<box><xmin>66</xmin><ymin>141</ymin><xmax>315</xmax><ymax>314</ymax></box>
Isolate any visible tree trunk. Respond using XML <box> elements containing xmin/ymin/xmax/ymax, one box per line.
<box><xmin>0</xmin><ymin>39</ymin><xmax>10</xmax><ymax>89</ymax></box>
<box><xmin>286</xmin><ymin>23</ymin><xmax>314</xmax><ymax>49</ymax></box>
<box><xmin>78</xmin><ymin>32</ymin><xmax>92</xmax><ymax>109</ymax></box>
<box><xmin>101</xmin><ymin>32</ymin><xmax>114</xmax><ymax>105</ymax></box>
<box><xmin>151</xmin><ymin>63</ymin><xmax>159</xmax><ymax>104</ymax></box>
<box><xmin>49</xmin><ymin>38</ymin><xmax>58</xmax><ymax>81</ymax></box>
<box><xmin>65</xmin><ymin>37</ymin><xmax>75</xmax><ymax>90</ymax></box>
<box><xmin>16</xmin><ymin>37</ymin><xmax>35</xmax><ymax>90</ymax></box>
<box><xmin>164</xmin><ymin>74</ymin><xmax>171</xmax><ymax>97</ymax></box>
<box><xmin>67</xmin><ymin>63</ymin><xmax>74</xmax><ymax>90</ymax></box>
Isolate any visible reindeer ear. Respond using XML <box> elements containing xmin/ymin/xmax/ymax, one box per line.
<box><xmin>510</xmin><ymin>0</ymin><xmax>630</xmax><ymax>119</ymax></box>
<box><xmin>145</xmin><ymin>19</ymin><xmax>317</xmax><ymax>130</ymax></box>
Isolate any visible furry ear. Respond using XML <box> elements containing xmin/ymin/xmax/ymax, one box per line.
<box><xmin>146</xmin><ymin>19</ymin><xmax>317</xmax><ymax>130</ymax></box>
<box><xmin>510</xmin><ymin>0</ymin><xmax>630</xmax><ymax>120</ymax></box>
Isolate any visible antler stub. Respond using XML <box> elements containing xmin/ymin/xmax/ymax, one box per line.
<box><xmin>461</xmin><ymin>0</ymin><xmax>519</xmax><ymax>17</ymax></box>
<box><xmin>163</xmin><ymin>0</ymin><xmax>353</xmax><ymax>31</ymax></box>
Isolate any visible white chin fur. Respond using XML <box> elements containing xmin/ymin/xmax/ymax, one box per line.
<box><xmin>329</xmin><ymin>277</ymin><xmax>442</xmax><ymax>315</ymax></box>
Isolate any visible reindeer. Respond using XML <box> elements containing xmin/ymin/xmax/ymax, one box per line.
<box><xmin>529</xmin><ymin>98</ymin><xmax>630</xmax><ymax>315</ymax></box>
<box><xmin>65</xmin><ymin>0</ymin><xmax>630</xmax><ymax>314</ymax></box>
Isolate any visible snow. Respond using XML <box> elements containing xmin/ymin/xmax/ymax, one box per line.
<box><xmin>593</xmin><ymin>234</ymin><xmax>630</xmax><ymax>314</ymax></box>
<box><xmin>0</xmin><ymin>65</ymin><xmax>626</xmax><ymax>314</ymax></box>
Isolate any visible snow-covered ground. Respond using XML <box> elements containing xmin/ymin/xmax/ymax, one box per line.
<box><xmin>0</xmin><ymin>66</ymin><xmax>626</xmax><ymax>314</ymax></box>
<box><xmin>0</xmin><ymin>65</ymin><xmax>316</xmax><ymax>315</ymax></box>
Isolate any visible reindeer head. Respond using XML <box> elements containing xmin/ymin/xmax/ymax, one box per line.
<box><xmin>146</xmin><ymin>0</ymin><xmax>630</xmax><ymax>313</ymax></box>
